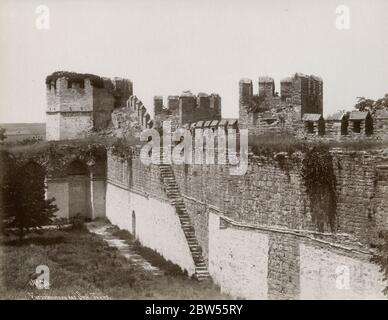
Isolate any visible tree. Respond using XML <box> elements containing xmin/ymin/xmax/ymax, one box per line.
<box><xmin>0</xmin><ymin>127</ymin><xmax>6</xmax><ymax>142</ymax></box>
<box><xmin>355</xmin><ymin>97</ymin><xmax>375</xmax><ymax>112</ymax></box>
<box><xmin>355</xmin><ymin>94</ymin><xmax>388</xmax><ymax>114</ymax></box>
<box><xmin>1</xmin><ymin>154</ymin><xmax>58</xmax><ymax>241</ymax></box>
<box><xmin>374</xmin><ymin>94</ymin><xmax>388</xmax><ymax>110</ymax></box>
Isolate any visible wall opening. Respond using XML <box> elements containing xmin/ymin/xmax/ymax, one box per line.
<box><xmin>352</xmin><ymin>121</ymin><xmax>361</xmax><ymax>133</ymax></box>
<box><xmin>67</xmin><ymin>160</ymin><xmax>91</xmax><ymax>219</ymax></box>
<box><xmin>341</xmin><ymin>119</ymin><xmax>348</xmax><ymax>135</ymax></box>
<box><xmin>365</xmin><ymin>115</ymin><xmax>373</xmax><ymax>135</ymax></box>
<box><xmin>132</xmin><ymin>210</ymin><xmax>136</xmax><ymax>237</ymax></box>
<box><xmin>306</xmin><ymin>122</ymin><xmax>314</xmax><ymax>134</ymax></box>
<box><xmin>318</xmin><ymin>120</ymin><xmax>325</xmax><ymax>136</ymax></box>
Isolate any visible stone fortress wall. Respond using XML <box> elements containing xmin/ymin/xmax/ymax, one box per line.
<box><xmin>105</xmin><ymin>147</ymin><xmax>388</xmax><ymax>299</ymax></box>
<box><xmin>45</xmin><ymin>71</ymin><xmax>388</xmax><ymax>299</ymax></box>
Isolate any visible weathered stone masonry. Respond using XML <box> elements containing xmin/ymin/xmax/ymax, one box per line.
<box><xmin>103</xmin><ymin>148</ymin><xmax>388</xmax><ymax>299</ymax></box>
<box><xmin>43</xmin><ymin>71</ymin><xmax>388</xmax><ymax>299</ymax></box>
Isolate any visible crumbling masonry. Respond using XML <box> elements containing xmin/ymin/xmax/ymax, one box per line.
<box><xmin>44</xmin><ymin>71</ymin><xmax>388</xmax><ymax>299</ymax></box>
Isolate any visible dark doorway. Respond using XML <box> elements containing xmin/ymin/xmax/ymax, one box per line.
<box><xmin>67</xmin><ymin>160</ymin><xmax>91</xmax><ymax>219</ymax></box>
<box><xmin>352</xmin><ymin>121</ymin><xmax>361</xmax><ymax>133</ymax></box>
<box><xmin>306</xmin><ymin>122</ymin><xmax>314</xmax><ymax>134</ymax></box>
<box><xmin>132</xmin><ymin>210</ymin><xmax>136</xmax><ymax>237</ymax></box>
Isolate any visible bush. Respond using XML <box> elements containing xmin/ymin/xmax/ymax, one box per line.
<box><xmin>69</xmin><ymin>214</ymin><xmax>87</xmax><ymax>230</ymax></box>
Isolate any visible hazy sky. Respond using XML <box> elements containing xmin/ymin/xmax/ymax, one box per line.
<box><xmin>0</xmin><ymin>0</ymin><xmax>387</xmax><ymax>123</ymax></box>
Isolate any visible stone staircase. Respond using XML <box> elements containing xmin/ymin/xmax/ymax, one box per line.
<box><xmin>158</xmin><ymin>156</ymin><xmax>210</xmax><ymax>281</ymax></box>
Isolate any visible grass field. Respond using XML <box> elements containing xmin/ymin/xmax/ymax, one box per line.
<box><xmin>0</xmin><ymin>123</ymin><xmax>45</xmax><ymax>142</ymax></box>
<box><xmin>0</xmin><ymin>227</ymin><xmax>229</xmax><ymax>300</ymax></box>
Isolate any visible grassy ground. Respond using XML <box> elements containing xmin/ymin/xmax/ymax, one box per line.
<box><xmin>107</xmin><ymin>226</ymin><xmax>189</xmax><ymax>277</ymax></box>
<box><xmin>0</xmin><ymin>227</ymin><xmax>229</xmax><ymax>300</ymax></box>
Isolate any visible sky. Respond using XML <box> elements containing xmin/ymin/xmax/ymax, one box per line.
<box><xmin>0</xmin><ymin>0</ymin><xmax>387</xmax><ymax>123</ymax></box>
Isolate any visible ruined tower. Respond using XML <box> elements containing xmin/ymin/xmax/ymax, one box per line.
<box><xmin>153</xmin><ymin>91</ymin><xmax>222</xmax><ymax>129</ymax></box>
<box><xmin>239</xmin><ymin>73</ymin><xmax>323</xmax><ymax>134</ymax></box>
<box><xmin>46</xmin><ymin>71</ymin><xmax>132</xmax><ymax>140</ymax></box>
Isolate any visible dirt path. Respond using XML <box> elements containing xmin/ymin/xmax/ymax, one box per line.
<box><xmin>86</xmin><ymin>222</ymin><xmax>164</xmax><ymax>276</ymax></box>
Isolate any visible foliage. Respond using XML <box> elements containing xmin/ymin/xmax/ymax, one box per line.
<box><xmin>109</xmin><ymin>136</ymin><xmax>142</xmax><ymax>158</ymax></box>
<box><xmin>249</xmin><ymin>133</ymin><xmax>388</xmax><ymax>157</ymax></box>
<box><xmin>1</xmin><ymin>153</ymin><xmax>58</xmax><ymax>241</ymax></box>
<box><xmin>301</xmin><ymin>146</ymin><xmax>337</xmax><ymax>232</ymax></box>
<box><xmin>0</xmin><ymin>137</ymin><xmax>108</xmax><ymax>168</ymax></box>
<box><xmin>0</xmin><ymin>228</ymin><xmax>228</xmax><ymax>299</ymax></box>
<box><xmin>249</xmin><ymin>133</ymin><xmax>305</xmax><ymax>156</ymax></box>
<box><xmin>355</xmin><ymin>94</ymin><xmax>388</xmax><ymax>114</ymax></box>
<box><xmin>371</xmin><ymin>231</ymin><xmax>388</xmax><ymax>297</ymax></box>
<box><xmin>0</xmin><ymin>127</ymin><xmax>6</xmax><ymax>142</ymax></box>
<box><xmin>18</xmin><ymin>136</ymin><xmax>43</xmax><ymax>145</ymax></box>
<box><xmin>247</xmin><ymin>94</ymin><xmax>267</xmax><ymax>113</ymax></box>
<box><xmin>108</xmin><ymin>226</ymin><xmax>187</xmax><ymax>276</ymax></box>
<box><xmin>46</xmin><ymin>71</ymin><xmax>105</xmax><ymax>88</ymax></box>
<box><xmin>250</xmin><ymin>135</ymin><xmax>340</xmax><ymax>232</ymax></box>
<box><xmin>69</xmin><ymin>214</ymin><xmax>87</xmax><ymax>230</ymax></box>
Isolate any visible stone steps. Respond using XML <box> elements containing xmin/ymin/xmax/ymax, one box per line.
<box><xmin>158</xmin><ymin>161</ymin><xmax>211</xmax><ymax>281</ymax></box>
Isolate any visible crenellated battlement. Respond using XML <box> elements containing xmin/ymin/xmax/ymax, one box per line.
<box><xmin>153</xmin><ymin>91</ymin><xmax>221</xmax><ymax>128</ymax></box>
<box><xmin>127</xmin><ymin>95</ymin><xmax>153</xmax><ymax>129</ymax></box>
<box><xmin>45</xmin><ymin>70</ymin><xmax>387</xmax><ymax>143</ymax></box>
<box><xmin>239</xmin><ymin>73</ymin><xmax>323</xmax><ymax>135</ymax></box>
<box><xmin>45</xmin><ymin>71</ymin><xmax>132</xmax><ymax>140</ymax></box>
<box><xmin>40</xmin><ymin>70</ymin><xmax>388</xmax><ymax>299</ymax></box>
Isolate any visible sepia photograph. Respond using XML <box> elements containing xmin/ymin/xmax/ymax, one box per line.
<box><xmin>0</xmin><ymin>0</ymin><xmax>387</xmax><ymax>310</ymax></box>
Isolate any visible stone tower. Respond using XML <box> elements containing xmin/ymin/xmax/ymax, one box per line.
<box><xmin>238</xmin><ymin>73</ymin><xmax>323</xmax><ymax>134</ymax></box>
<box><xmin>46</xmin><ymin>71</ymin><xmax>132</xmax><ymax>141</ymax></box>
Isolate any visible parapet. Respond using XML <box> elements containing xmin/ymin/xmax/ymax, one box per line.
<box><xmin>258</xmin><ymin>76</ymin><xmax>275</xmax><ymax>98</ymax></box>
<box><xmin>153</xmin><ymin>91</ymin><xmax>222</xmax><ymax>127</ymax></box>
<box><xmin>239</xmin><ymin>73</ymin><xmax>323</xmax><ymax>125</ymax></box>
<box><xmin>46</xmin><ymin>71</ymin><xmax>133</xmax><ymax>111</ymax></box>
<box><xmin>126</xmin><ymin>95</ymin><xmax>153</xmax><ymax>129</ymax></box>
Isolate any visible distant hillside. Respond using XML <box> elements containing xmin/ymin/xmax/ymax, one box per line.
<box><xmin>0</xmin><ymin>123</ymin><xmax>46</xmax><ymax>142</ymax></box>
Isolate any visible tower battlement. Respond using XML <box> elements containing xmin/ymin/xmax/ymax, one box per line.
<box><xmin>239</xmin><ymin>73</ymin><xmax>323</xmax><ymax>135</ymax></box>
<box><xmin>45</xmin><ymin>71</ymin><xmax>132</xmax><ymax>140</ymax></box>
<box><xmin>153</xmin><ymin>91</ymin><xmax>221</xmax><ymax>128</ymax></box>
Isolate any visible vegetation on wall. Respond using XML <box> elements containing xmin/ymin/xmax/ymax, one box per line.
<box><xmin>249</xmin><ymin>133</ymin><xmax>304</xmax><ymax>157</ymax></box>
<box><xmin>249</xmin><ymin>133</ymin><xmax>388</xmax><ymax>158</ymax></box>
<box><xmin>1</xmin><ymin>136</ymin><xmax>105</xmax><ymax>156</ymax></box>
<box><xmin>301</xmin><ymin>146</ymin><xmax>337</xmax><ymax>232</ymax></box>
<box><xmin>45</xmin><ymin>71</ymin><xmax>105</xmax><ymax>88</ymax></box>
<box><xmin>109</xmin><ymin>136</ymin><xmax>142</xmax><ymax>158</ymax></box>
<box><xmin>249</xmin><ymin>136</ymin><xmax>340</xmax><ymax>232</ymax></box>
<box><xmin>247</xmin><ymin>94</ymin><xmax>267</xmax><ymax>113</ymax></box>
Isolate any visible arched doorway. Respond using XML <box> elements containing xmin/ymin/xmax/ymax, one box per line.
<box><xmin>132</xmin><ymin>210</ymin><xmax>136</xmax><ymax>237</ymax></box>
<box><xmin>67</xmin><ymin>160</ymin><xmax>91</xmax><ymax>219</ymax></box>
